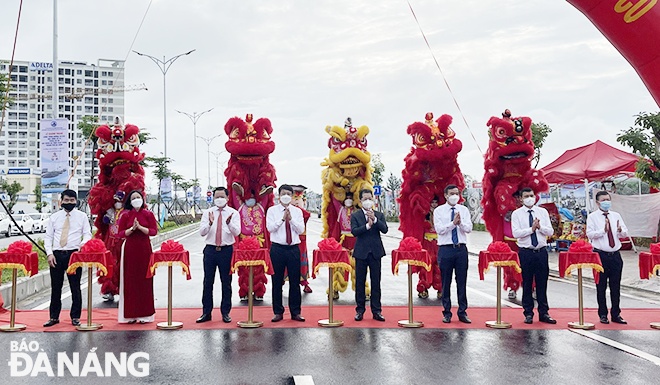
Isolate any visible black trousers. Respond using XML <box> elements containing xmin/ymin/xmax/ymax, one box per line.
<box><xmin>519</xmin><ymin>247</ymin><xmax>550</xmax><ymax>318</ymax></box>
<box><xmin>49</xmin><ymin>250</ymin><xmax>82</xmax><ymax>320</ymax></box>
<box><xmin>438</xmin><ymin>244</ymin><xmax>468</xmax><ymax>318</ymax></box>
<box><xmin>595</xmin><ymin>249</ymin><xmax>623</xmax><ymax>318</ymax></box>
<box><xmin>271</xmin><ymin>243</ymin><xmax>302</xmax><ymax>316</ymax></box>
<box><xmin>202</xmin><ymin>245</ymin><xmax>233</xmax><ymax>316</ymax></box>
<box><xmin>355</xmin><ymin>253</ymin><xmax>382</xmax><ymax>314</ymax></box>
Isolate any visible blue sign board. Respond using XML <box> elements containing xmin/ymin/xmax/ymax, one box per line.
<box><xmin>7</xmin><ymin>168</ymin><xmax>31</xmax><ymax>175</ymax></box>
<box><xmin>373</xmin><ymin>185</ymin><xmax>382</xmax><ymax>196</ymax></box>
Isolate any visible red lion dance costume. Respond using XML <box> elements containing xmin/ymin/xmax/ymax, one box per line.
<box><xmin>481</xmin><ymin>110</ymin><xmax>549</xmax><ymax>295</ymax></box>
<box><xmin>321</xmin><ymin>117</ymin><xmax>373</xmax><ymax>299</ymax></box>
<box><xmin>224</xmin><ymin>114</ymin><xmax>276</xmax><ymax>300</ymax></box>
<box><xmin>398</xmin><ymin>113</ymin><xmax>465</xmax><ymax>299</ymax></box>
<box><xmin>88</xmin><ymin>117</ymin><xmax>145</xmax><ymax>297</ymax></box>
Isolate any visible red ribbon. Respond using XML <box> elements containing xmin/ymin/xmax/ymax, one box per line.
<box><xmin>237</xmin><ymin>236</ymin><xmax>261</xmax><ymax>250</ymax></box>
<box><xmin>318</xmin><ymin>238</ymin><xmax>343</xmax><ymax>251</ymax></box>
<box><xmin>80</xmin><ymin>239</ymin><xmax>107</xmax><ymax>253</ymax></box>
<box><xmin>398</xmin><ymin>236</ymin><xmax>423</xmax><ymax>251</ymax></box>
<box><xmin>7</xmin><ymin>240</ymin><xmax>33</xmax><ymax>255</ymax></box>
<box><xmin>569</xmin><ymin>240</ymin><xmax>593</xmax><ymax>253</ymax></box>
<box><xmin>486</xmin><ymin>241</ymin><xmax>512</xmax><ymax>253</ymax></box>
<box><xmin>161</xmin><ymin>239</ymin><xmax>184</xmax><ymax>252</ymax></box>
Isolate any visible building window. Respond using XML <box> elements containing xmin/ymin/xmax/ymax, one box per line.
<box><xmin>30</xmin><ymin>160</ymin><xmax>35</xmax><ymax>165</ymax></box>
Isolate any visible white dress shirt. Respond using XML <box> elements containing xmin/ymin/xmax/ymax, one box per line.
<box><xmin>266</xmin><ymin>203</ymin><xmax>305</xmax><ymax>245</ymax></box>
<box><xmin>433</xmin><ymin>203</ymin><xmax>473</xmax><ymax>245</ymax></box>
<box><xmin>199</xmin><ymin>205</ymin><xmax>241</xmax><ymax>246</ymax></box>
<box><xmin>586</xmin><ymin>209</ymin><xmax>628</xmax><ymax>252</ymax></box>
<box><xmin>45</xmin><ymin>208</ymin><xmax>92</xmax><ymax>255</ymax></box>
<box><xmin>511</xmin><ymin>205</ymin><xmax>554</xmax><ymax>249</ymax></box>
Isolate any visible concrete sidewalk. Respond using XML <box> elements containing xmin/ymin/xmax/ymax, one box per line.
<box><xmin>382</xmin><ymin>221</ymin><xmax>660</xmax><ymax>296</ymax></box>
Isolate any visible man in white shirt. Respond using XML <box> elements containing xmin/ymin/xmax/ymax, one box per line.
<box><xmin>511</xmin><ymin>187</ymin><xmax>556</xmax><ymax>324</ymax></box>
<box><xmin>586</xmin><ymin>190</ymin><xmax>629</xmax><ymax>324</ymax></box>
<box><xmin>434</xmin><ymin>184</ymin><xmax>473</xmax><ymax>323</ymax></box>
<box><xmin>43</xmin><ymin>189</ymin><xmax>92</xmax><ymax>327</ymax></box>
<box><xmin>266</xmin><ymin>184</ymin><xmax>306</xmax><ymax>322</ymax></box>
<box><xmin>197</xmin><ymin>187</ymin><xmax>241</xmax><ymax>324</ymax></box>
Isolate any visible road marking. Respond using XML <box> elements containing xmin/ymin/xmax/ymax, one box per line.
<box><xmin>293</xmin><ymin>375</ymin><xmax>315</xmax><ymax>385</ymax></box>
<box><xmin>29</xmin><ymin>230</ymin><xmax>198</xmax><ymax>311</ymax></box>
<box><xmin>466</xmin><ymin>286</ymin><xmax>523</xmax><ymax>309</ymax></box>
<box><xmin>548</xmin><ymin>276</ymin><xmax>660</xmax><ymax>306</ymax></box>
<box><xmin>570</xmin><ymin>329</ymin><xmax>660</xmax><ymax>366</ymax></box>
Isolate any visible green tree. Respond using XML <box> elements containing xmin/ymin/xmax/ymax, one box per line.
<box><xmin>531</xmin><ymin>122</ymin><xmax>552</xmax><ymax>168</ymax></box>
<box><xmin>617</xmin><ymin>111</ymin><xmax>660</xmax><ymax>186</ymax></box>
<box><xmin>33</xmin><ymin>184</ymin><xmax>46</xmax><ymax>212</ymax></box>
<box><xmin>145</xmin><ymin>156</ymin><xmax>172</xmax><ymax>220</ymax></box>
<box><xmin>386</xmin><ymin>172</ymin><xmax>402</xmax><ymax>192</ymax></box>
<box><xmin>371</xmin><ymin>153</ymin><xmax>385</xmax><ymax>186</ymax></box>
<box><xmin>1</xmin><ymin>180</ymin><xmax>24</xmax><ymax>212</ymax></box>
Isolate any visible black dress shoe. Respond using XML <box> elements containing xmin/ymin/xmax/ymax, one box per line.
<box><xmin>43</xmin><ymin>319</ymin><xmax>59</xmax><ymax>327</ymax></box>
<box><xmin>611</xmin><ymin>316</ymin><xmax>627</xmax><ymax>324</ymax></box>
<box><xmin>354</xmin><ymin>312</ymin><xmax>364</xmax><ymax>321</ymax></box>
<box><xmin>524</xmin><ymin>315</ymin><xmax>533</xmax><ymax>324</ymax></box>
<box><xmin>291</xmin><ymin>314</ymin><xmax>306</xmax><ymax>322</ymax></box>
<box><xmin>196</xmin><ymin>314</ymin><xmax>212</xmax><ymax>323</ymax></box>
<box><xmin>272</xmin><ymin>314</ymin><xmax>284</xmax><ymax>322</ymax></box>
<box><xmin>222</xmin><ymin>314</ymin><xmax>232</xmax><ymax>323</ymax></box>
<box><xmin>600</xmin><ymin>316</ymin><xmax>609</xmax><ymax>324</ymax></box>
<box><xmin>458</xmin><ymin>316</ymin><xmax>472</xmax><ymax>324</ymax></box>
<box><xmin>71</xmin><ymin>318</ymin><xmax>81</xmax><ymax>326</ymax></box>
<box><xmin>373</xmin><ymin>312</ymin><xmax>385</xmax><ymax>322</ymax></box>
<box><xmin>539</xmin><ymin>315</ymin><xmax>557</xmax><ymax>324</ymax></box>
<box><xmin>442</xmin><ymin>315</ymin><xmax>451</xmax><ymax>323</ymax></box>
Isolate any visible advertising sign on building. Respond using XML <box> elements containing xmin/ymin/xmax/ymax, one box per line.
<box><xmin>40</xmin><ymin>119</ymin><xmax>70</xmax><ymax>193</ymax></box>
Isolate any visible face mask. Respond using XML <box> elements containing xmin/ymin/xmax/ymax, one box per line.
<box><xmin>215</xmin><ymin>197</ymin><xmax>227</xmax><ymax>208</ymax></box>
<box><xmin>245</xmin><ymin>198</ymin><xmax>256</xmax><ymax>207</ymax></box>
<box><xmin>280</xmin><ymin>195</ymin><xmax>292</xmax><ymax>205</ymax></box>
<box><xmin>344</xmin><ymin>199</ymin><xmax>353</xmax><ymax>207</ymax></box>
<box><xmin>361</xmin><ymin>199</ymin><xmax>374</xmax><ymax>210</ymax></box>
<box><xmin>599</xmin><ymin>201</ymin><xmax>611</xmax><ymax>211</ymax></box>
<box><xmin>523</xmin><ymin>197</ymin><xmax>535</xmax><ymax>207</ymax></box>
<box><xmin>131</xmin><ymin>198</ymin><xmax>143</xmax><ymax>209</ymax></box>
<box><xmin>61</xmin><ymin>203</ymin><xmax>76</xmax><ymax>212</ymax></box>
<box><xmin>447</xmin><ymin>195</ymin><xmax>459</xmax><ymax>205</ymax></box>
<box><xmin>114</xmin><ymin>202</ymin><xmax>123</xmax><ymax>209</ymax></box>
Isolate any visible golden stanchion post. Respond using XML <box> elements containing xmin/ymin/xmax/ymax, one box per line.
<box><xmin>77</xmin><ymin>266</ymin><xmax>103</xmax><ymax>331</ymax></box>
<box><xmin>0</xmin><ymin>269</ymin><xmax>27</xmax><ymax>332</ymax></box>
<box><xmin>568</xmin><ymin>268</ymin><xmax>595</xmax><ymax>330</ymax></box>
<box><xmin>319</xmin><ymin>266</ymin><xmax>343</xmax><ymax>327</ymax></box>
<box><xmin>398</xmin><ymin>262</ymin><xmax>423</xmax><ymax>328</ymax></box>
<box><xmin>157</xmin><ymin>264</ymin><xmax>183</xmax><ymax>330</ymax></box>
<box><xmin>238</xmin><ymin>265</ymin><xmax>263</xmax><ymax>328</ymax></box>
<box><xmin>486</xmin><ymin>266</ymin><xmax>512</xmax><ymax>329</ymax></box>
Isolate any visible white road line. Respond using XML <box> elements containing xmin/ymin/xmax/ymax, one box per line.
<box><xmin>548</xmin><ymin>276</ymin><xmax>660</xmax><ymax>305</ymax></box>
<box><xmin>293</xmin><ymin>375</ymin><xmax>315</xmax><ymax>385</ymax></box>
<box><xmin>570</xmin><ymin>329</ymin><xmax>660</xmax><ymax>366</ymax></box>
<box><xmin>466</xmin><ymin>286</ymin><xmax>523</xmax><ymax>309</ymax></box>
<box><xmin>29</xmin><ymin>230</ymin><xmax>198</xmax><ymax>311</ymax></box>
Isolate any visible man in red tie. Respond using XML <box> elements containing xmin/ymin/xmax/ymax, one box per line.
<box><xmin>266</xmin><ymin>184</ymin><xmax>306</xmax><ymax>322</ymax></box>
<box><xmin>586</xmin><ymin>190</ymin><xmax>629</xmax><ymax>324</ymax></box>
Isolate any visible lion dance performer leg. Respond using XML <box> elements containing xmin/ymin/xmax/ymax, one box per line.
<box><xmin>481</xmin><ymin>110</ymin><xmax>549</xmax><ymax>300</ymax></box>
<box><xmin>321</xmin><ymin>118</ymin><xmax>373</xmax><ymax>300</ymax></box>
<box><xmin>398</xmin><ymin>113</ymin><xmax>464</xmax><ymax>299</ymax></box>
<box><xmin>224</xmin><ymin>114</ymin><xmax>276</xmax><ymax>302</ymax></box>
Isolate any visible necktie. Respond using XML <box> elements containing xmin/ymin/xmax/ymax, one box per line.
<box><xmin>285</xmin><ymin>208</ymin><xmax>292</xmax><ymax>245</ymax></box>
<box><xmin>215</xmin><ymin>209</ymin><xmax>223</xmax><ymax>247</ymax></box>
<box><xmin>451</xmin><ymin>207</ymin><xmax>459</xmax><ymax>245</ymax></box>
<box><xmin>528</xmin><ymin>210</ymin><xmax>538</xmax><ymax>248</ymax></box>
<box><xmin>604</xmin><ymin>212</ymin><xmax>615</xmax><ymax>248</ymax></box>
<box><xmin>60</xmin><ymin>213</ymin><xmax>70</xmax><ymax>247</ymax></box>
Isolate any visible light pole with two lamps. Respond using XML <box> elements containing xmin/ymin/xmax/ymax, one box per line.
<box><xmin>176</xmin><ymin>108</ymin><xmax>214</xmax><ymax>194</ymax></box>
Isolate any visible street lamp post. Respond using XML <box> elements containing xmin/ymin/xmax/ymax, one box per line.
<box><xmin>197</xmin><ymin>135</ymin><xmax>220</xmax><ymax>190</ymax></box>
<box><xmin>176</xmin><ymin>108</ymin><xmax>213</xmax><ymax>190</ymax></box>
<box><xmin>133</xmin><ymin>49</ymin><xmax>195</xmax><ymax>159</ymax></box>
<box><xmin>210</xmin><ymin>151</ymin><xmax>227</xmax><ymax>187</ymax></box>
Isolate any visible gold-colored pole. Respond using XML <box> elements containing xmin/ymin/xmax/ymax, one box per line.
<box><xmin>486</xmin><ymin>266</ymin><xmax>511</xmax><ymax>329</ymax></box>
<box><xmin>319</xmin><ymin>265</ymin><xmax>343</xmax><ymax>327</ymax></box>
<box><xmin>77</xmin><ymin>266</ymin><xmax>102</xmax><ymax>331</ymax></box>
<box><xmin>167</xmin><ymin>265</ymin><xmax>173</xmax><ymax>325</ymax></box>
<box><xmin>398</xmin><ymin>262</ymin><xmax>423</xmax><ymax>328</ymax></box>
<box><xmin>237</xmin><ymin>265</ymin><xmax>262</xmax><ymax>328</ymax></box>
<box><xmin>0</xmin><ymin>268</ymin><xmax>25</xmax><ymax>332</ymax></box>
<box><xmin>568</xmin><ymin>267</ymin><xmax>594</xmax><ymax>330</ymax></box>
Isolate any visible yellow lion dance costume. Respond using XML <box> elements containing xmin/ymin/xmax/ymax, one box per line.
<box><xmin>321</xmin><ymin>117</ymin><xmax>373</xmax><ymax>299</ymax></box>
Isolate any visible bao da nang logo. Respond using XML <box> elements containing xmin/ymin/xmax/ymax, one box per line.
<box><xmin>8</xmin><ymin>339</ymin><xmax>149</xmax><ymax>377</ymax></box>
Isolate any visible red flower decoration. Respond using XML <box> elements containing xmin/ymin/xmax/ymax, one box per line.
<box><xmin>161</xmin><ymin>240</ymin><xmax>184</xmax><ymax>252</ymax></box>
<box><xmin>80</xmin><ymin>239</ymin><xmax>107</xmax><ymax>253</ymax></box>
<box><xmin>650</xmin><ymin>243</ymin><xmax>660</xmax><ymax>254</ymax></box>
<box><xmin>318</xmin><ymin>238</ymin><xmax>342</xmax><ymax>251</ymax></box>
<box><xmin>569</xmin><ymin>239</ymin><xmax>593</xmax><ymax>253</ymax></box>
<box><xmin>7</xmin><ymin>240</ymin><xmax>33</xmax><ymax>255</ymax></box>
<box><xmin>487</xmin><ymin>241</ymin><xmax>512</xmax><ymax>253</ymax></box>
<box><xmin>237</xmin><ymin>236</ymin><xmax>261</xmax><ymax>250</ymax></box>
<box><xmin>398</xmin><ymin>237</ymin><xmax>423</xmax><ymax>251</ymax></box>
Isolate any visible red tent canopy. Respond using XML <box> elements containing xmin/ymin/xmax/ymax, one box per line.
<box><xmin>541</xmin><ymin>140</ymin><xmax>640</xmax><ymax>184</ymax></box>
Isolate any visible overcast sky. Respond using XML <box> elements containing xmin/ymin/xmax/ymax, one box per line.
<box><xmin>2</xmin><ymin>0</ymin><xmax>658</xmax><ymax>195</ymax></box>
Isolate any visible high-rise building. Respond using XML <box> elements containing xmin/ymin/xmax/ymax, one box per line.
<box><xmin>0</xmin><ymin>59</ymin><xmax>125</xmax><ymax>199</ymax></box>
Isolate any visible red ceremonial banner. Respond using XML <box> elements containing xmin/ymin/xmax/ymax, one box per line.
<box><xmin>67</xmin><ymin>251</ymin><xmax>110</xmax><ymax>276</ymax></box>
<box><xmin>312</xmin><ymin>249</ymin><xmax>351</xmax><ymax>280</ymax></box>
<box><xmin>639</xmin><ymin>252</ymin><xmax>660</xmax><ymax>279</ymax></box>
<box><xmin>478</xmin><ymin>251</ymin><xmax>521</xmax><ymax>281</ymax></box>
<box><xmin>0</xmin><ymin>252</ymin><xmax>39</xmax><ymax>277</ymax></box>
<box><xmin>559</xmin><ymin>251</ymin><xmax>604</xmax><ymax>284</ymax></box>
<box><xmin>148</xmin><ymin>251</ymin><xmax>191</xmax><ymax>280</ymax></box>
<box><xmin>231</xmin><ymin>249</ymin><xmax>274</xmax><ymax>275</ymax></box>
<box><xmin>391</xmin><ymin>250</ymin><xmax>431</xmax><ymax>275</ymax></box>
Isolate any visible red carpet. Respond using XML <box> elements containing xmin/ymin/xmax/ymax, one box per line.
<box><xmin>2</xmin><ymin>306</ymin><xmax>659</xmax><ymax>332</ymax></box>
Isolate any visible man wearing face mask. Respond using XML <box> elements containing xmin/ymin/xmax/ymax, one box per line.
<box><xmin>351</xmin><ymin>189</ymin><xmax>388</xmax><ymax>322</ymax></box>
<box><xmin>43</xmin><ymin>189</ymin><xmax>92</xmax><ymax>327</ymax></box>
<box><xmin>586</xmin><ymin>191</ymin><xmax>629</xmax><ymax>324</ymax></box>
<box><xmin>511</xmin><ymin>187</ymin><xmax>556</xmax><ymax>324</ymax></box>
<box><xmin>267</xmin><ymin>184</ymin><xmax>306</xmax><ymax>322</ymax></box>
<box><xmin>197</xmin><ymin>187</ymin><xmax>241</xmax><ymax>323</ymax></box>
<box><xmin>434</xmin><ymin>185</ymin><xmax>473</xmax><ymax>323</ymax></box>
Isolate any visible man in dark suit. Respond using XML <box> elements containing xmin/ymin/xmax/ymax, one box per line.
<box><xmin>351</xmin><ymin>188</ymin><xmax>388</xmax><ymax>322</ymax></box>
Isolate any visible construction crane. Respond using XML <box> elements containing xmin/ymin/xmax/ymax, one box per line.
<box><xmin>27</xmin><ymin>83</ymin><xmax>148</xmax><ymax>101</ymax></box>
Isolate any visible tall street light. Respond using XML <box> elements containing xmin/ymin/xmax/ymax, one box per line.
<box><xmin>197</xmin><ymin>135</ymin><xmax>220</xmax><ymax>190</ymax></box>
<box><xmin>210</xmin><ymin>150</ymin><xmax>227</xmax><ymax>187</ymax></box>
<box><xmin>176</xmin><ymin>108</ymin><xmax>214</xmax><ymax>189</ymax></box>
<box><xmin>133</xmin><ymin>49</ymin><xmax>195</xmax><ymax>159</ymax></box>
